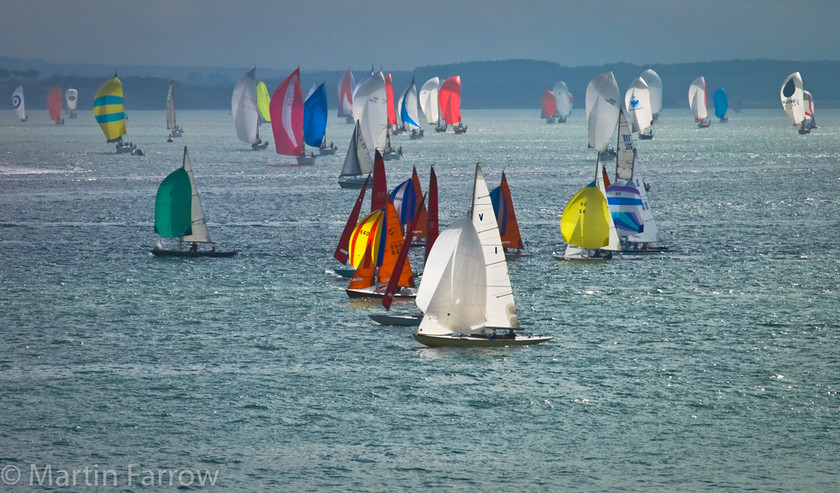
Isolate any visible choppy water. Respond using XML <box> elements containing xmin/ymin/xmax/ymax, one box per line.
<box><xmin>1</xmin><ymin>108</ymin><xmax>838</xmax><ymax>491</ymax></box>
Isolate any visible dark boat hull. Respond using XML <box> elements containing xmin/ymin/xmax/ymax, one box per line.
<box><xmin>151</xmin><ymin>248</ymin><xmax>237</xmax><ymax>258</ymax></box>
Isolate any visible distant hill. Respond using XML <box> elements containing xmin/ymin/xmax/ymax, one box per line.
<box><xmin>2</xmin><ymin>57</ymin><xmax>838</xmax><ymax>110</ymax></box>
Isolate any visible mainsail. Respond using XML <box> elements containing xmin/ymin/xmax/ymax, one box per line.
<box><xmin>93</xmin><ymin>76</ymin><xmax>126</xmax><ymax>142</ymax></box>
<box><xmin>11</xmin><ymin>85</ymin><xmax>26</xmax><ymax>121</ymax></box>
<box><xmin>166</xmin><ymin>81</ymin><xmax>177</xmax><ymax>131</ymax></box>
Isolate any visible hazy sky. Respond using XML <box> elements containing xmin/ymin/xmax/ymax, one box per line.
<box><xmin>4</xmin><ymin>0</ymin><xmax>839</xmax><ymax>71</ymax></box>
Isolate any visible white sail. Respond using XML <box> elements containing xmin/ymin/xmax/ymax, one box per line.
<box><xmin>688</xmin><ymin>76</ymin><xmax>708</xmax><ymax>121</ymax></box>
<box><xmin>418</xmin><ymin>77</ymin><xmax>440</xmax><ymax>125</ymax></box>
<box><xmin>64</xmin><ymin>88</ymin><xmax>78</xmax><ymax>114</ymax></box>
<box><xmin>399</xmin><ymin>80</ymin><xmax>421</xmax><ymax>130</ymax></box>
<box><xmin>12</xmin><ymin>85</ymin><xmax>25</xmax><ymax>121</ymax></box>
<box><xmin>616</xmin><ymin>110</ymin><xmax>635</xmax><ymax>181</ymax></box>
<box><xmin>553</xmin><ymin>80</ymin><xmax>572</xmax><ymax>117</ymax></box>
<box><xmin>640</xmin><ymin>69</ymin><xmax>662</xmax><ymax>116</ymax></box>
<box><xmin>615</xmin><ymin>110</ymin><xmax>661</xmax><ymax>244</ymax></box>
<box><xmin>166</xmin><ymin>81</ymin><xmax>177</xmax><ymax>130</ymax></box>
<box><xmin>339</xmin><ymin>120</ymin><xmax>374</xmax><ymax>178</ymax></box>
<box><xmin>586</xmin><ymin>71</ymin><xmax>620</xmax><ymax>152</ymax></box>
<box><xmin>180</xmin><ymin>147</ymin><xmax>211</xmax><ymax>243</ymax></box>
<box><xmin>625</xmin><ymin>77</ymin><xmax>653</xmax><ymax>135</ymax></box>
<box><xmin>337</xmin><ymin>68</ymin><xmax>355</xmax><ymax>118</ymax></box>
<box><xmin>594</xmin><ymin>154</ymin><xmax>621</xmax><ymax>251</ymax></box>
<box><xmin>780</xmin><ymin>72</ymin><xmax>805</xmax><ymax>125</ymax></box>
<box><xmin>352</xmin><ymin>71</ymin><xmax>388</xmax><ymax>154</ymax></box>
<box><xmin>232</xmin><ymin>69</ymin><xmax>259</xmax><ymax>145</ymax></box>
<box><xmin>471</xmin><ymin>165</ymin><xmax>518</xmax><ymax>329</ymax></box>
<box><xmin>803</xmin><ymin>90</ymin><xmax>814</xmax><ymax>119</ymax></box>
<box><xmin>416</xmin><ymin>216</ymin><xmax>487</xmax><ymax>336</ymax></box>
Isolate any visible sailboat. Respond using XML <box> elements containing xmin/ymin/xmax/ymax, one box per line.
<box><xmin>780</xmin><ymin>72</ymin><xmax>810</xmax><ymax>134</ymax></box>
<box><xmin>419</xmin><ymin>77</ymin><xmax>442</xmax><ymax>131</ymax></box>
<box><xmin>352</xmin><ymin>70</ymin><xmax>388</xmax><ymax>157</ymax></box>
<box><xmin>12</xmin><ymin>85</ymin><xmax>27</xmax><ymax>121</ymax></box>
<box><xmin>625</xmin><ymin>77</ymin><xmax>653</xmax><ymax>139</ymax></box>
<box><xmin>440</xmin><ymin>75</ymin><xmax>467</xmax><ymax>133</ymax></box>
<box><xmin>399</xmin><ymin>78</ymin><xmax>423</xmax><ymax>139</ymax></box>
<box><xmin>688</xmin><ymin>76</ymin><xmax>710</xmax><ymax>128</ymax></box>
<box><xmin>47</xmin><ymin>85</ymin><xmax>64</xmax><ymax>125</ymax></box>
<box><xmin>269</xmin><ymin>68</ymin><xmax>313</xmax><ymax>165</ymax></box>
<box><xmin>303</xmin><ymin>82</ymin><xmax>335</xmax><ymax>155</ymax></box>
<box><xmin>640</xmin><ymin>69</ymin><xmax>662</xmax><ymax>121</ymax></box>
<box><xmin>256</xmin><ymin>80</ymin><xmax>271</xmax><ymax>124</ymax></box>
<box><xmin>231</xmin><ymin>68</ymin><xmax>268</xmax><ymax>150</ymax></box>
<box><xmin>151</xmin><ymin>146</ymin><xmax>237</xmax><ymax>258</ymax></box>
<box><xmin>803</xmin><ymin>90</ymin><xmax>817</xmax><ymax>129</ymax></box>
<box><xmin>337</xmin><ymin>68</ymin><xmax>355</xmax><ymax>123</ymax></box>
<box><xmin>64</xmin><ymin>88</ymin><xmax>78</xmax><ymax>119</ymax></box>
<box><xmin>606</xmin><ymin>109</ymin><xmax>668</xmax><ymax>253</ymax></box>
<box><xmin>558</xmin><ymin>71</ymin><xmax>621</xmax><ymax>260</ymax></box>
<box><xmin>345</xmin><ymin>151</ymin><xmax>415</xmax><ymax>299</ymax></box>
<box><xmin>94</xmin><ymin>74</ymin><xmax>140</xmax><ymax>154</ymax></box>
<box><xmin>553</xmin><ymin>81</ymin><xmax>572</xmax><ymax>123</ymax></box>
<box><xmin>490</xmin><ymin>171</ymin><xmax>527</xmax><ymax>258</ymax></box>
<box><xmin>713</xmin><ymin>87</ymin><xmax>728</xmax><ymax>123</ymax></box>
<box><xmin>541</xmin><ymin>89</ymin><xmax>557</xmax><ymax>123</ymax></box>
<box><xmin>412</xmin><ymin>164</ymin><xmax>552</xmax><ymax>347</ymax></box>
<box><xmin>338</xmin><ymin>121</ymin><xmax>374</xmax><ymax>188</ymax></box>
<box><xmin>166</xmin><ymin>81</ymin><xmax>183</xmax><ymax>137</ymax></box>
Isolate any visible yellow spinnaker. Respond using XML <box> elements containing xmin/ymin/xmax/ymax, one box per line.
<box><xmin>560</xmin><ymin>182</ymin><xmax>610</xmax><ymax>249</ymax></box>
<box><xmin>256</xmin><ymin>81</ymin><xmax>271</xmax><ymax>122</ymax></box>
<box><xmin>348</xmin><ymin>210</ymin><xmax>384</xmax><ymax>268</ymax></box>
<box><xmin>93</xmin><ymin>76</ymin><xmax>126</xmax><ymax>142</ymax></box>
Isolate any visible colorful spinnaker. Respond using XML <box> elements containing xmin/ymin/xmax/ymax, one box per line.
<box><xmin>93</xmin><ymin>75</ymin><xmax>126</xmax><ymax>142</ymax></box>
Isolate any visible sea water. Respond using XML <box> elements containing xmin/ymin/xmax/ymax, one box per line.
<box><xmin>0</xmin><ymin>108</ymin><xmax>838</xmax><ymax>491</ymax></box>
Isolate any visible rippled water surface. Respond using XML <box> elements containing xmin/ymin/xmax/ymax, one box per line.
<box><xmin>1</xmin><ymin>108</ymin><xmax>838</xmax><ymax>491</ymax></box>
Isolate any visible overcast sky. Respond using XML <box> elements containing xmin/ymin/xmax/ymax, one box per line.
<box><xmin>4</xmin><ymin>0</ymin><xmax>839</xmax><ymax>71</ymax></box>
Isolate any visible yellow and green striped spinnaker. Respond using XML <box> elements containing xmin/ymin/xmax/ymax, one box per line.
<box><xmin>93</xmin><ymin>77</ymin><xmax>126</xmax><ymax>142</ymax></box>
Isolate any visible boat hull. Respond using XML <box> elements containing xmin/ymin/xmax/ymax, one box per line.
<box><xmin>346</xmin><ymin>287</ymin><xmax>415</xmax><ymax>299</ymax></box>
<box><xmin>151</xmin><ymin>248</ymin><xmax>238</xmax><ymax>258</ymax></box>
<box><xmin>413</xmin><ymin>333</ymin><xmax>553</xmax><ymax>347</ymax></box>
<box><xmin>368</xmin><ymin>314</ymin><xmax>422</xmax><ymax>326</ymax></box>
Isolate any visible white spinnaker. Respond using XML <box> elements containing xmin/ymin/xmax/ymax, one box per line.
<box><xmin>554</xmin><ymin>80</ymin><xmax>572</xmax><ymax>117</ymax></box>
<box><xmin>780</xmin><ymin>72</ymin><xmax>805</xmax><ymax>125</ymax></box>
<box><xmin>419</xmin><ymin>77</ymin><xmax>440</xmax><ymax>125</ymax></box>
<box><xmin>688</xmin><ymin>76</ymin><xmax>708</xmax><ymax>121</ymax></box>
<box><xmin>585</xmin><ymin>71</ymin><xmax>620</xmax><ymax>152</ymax></box>
<box><xmin>232</xmin><ymin>69</ymin><xmax>259</xmax><ymax>145</ymax></box>
<box><xmin>625</xmin><ymin>77</ymin><xmax>652</xmax><ymax>134</ymax></box>
<box><xmin>640</xmin><ymin>69</ymin><xmax>662</xmax><ymax>115</ymax></box>
<box><xmin>352</xmin><ymin>71</ymin><xmax>388</xmax><ymax>153</ymax></box>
